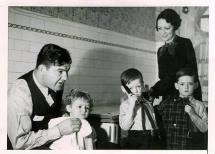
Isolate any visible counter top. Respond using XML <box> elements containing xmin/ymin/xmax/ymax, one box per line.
<box><xmin>89</xmin><ymin>104</ymin><xmax>120</xmax><ymax>123</ymax></box>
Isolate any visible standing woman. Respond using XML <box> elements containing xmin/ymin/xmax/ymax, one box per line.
<box><xmin>149</xmin><ymin>9</ymin><xmax>203</xmax><ymax>149</ymax></box>
<box><xmin>150</xmin><ymin>8</ymin><xmax>202</xmax><ymax>101</ymax></box>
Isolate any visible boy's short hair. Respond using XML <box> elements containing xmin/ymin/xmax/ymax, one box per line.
<box><xmin>175</xmin><ymin>67</ymin><xmax>198</xmax><ymax>82</ymax></box>
<box><xmin>64</xmin><ymin>89</ymin><xmax>94</xmax><ymax>110</ymax></box>
<box><xmin>36</xmin><ymin>43</ymin><xmax>72</xmax><ymax>68</ymax></box>
<box><xmin>120</xmin><ymin>68</ymin><xmax>143</xmax><ymax>85</ymax></box>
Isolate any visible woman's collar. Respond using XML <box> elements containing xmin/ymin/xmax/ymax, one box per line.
<box><xmin>165</xmin><ymin>35</ymin><xmax>177</xmax><ymax>44</ymax></box>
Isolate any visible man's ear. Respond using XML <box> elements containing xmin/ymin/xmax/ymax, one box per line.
<box><xmin>121</xmin><ymin>85</ymin><xmax>126</xmax><ymax>93</ymax></box>
<box><xmin>37</xmin><ymin>65</ymin><xmax>43</xmax><ymax>72</ymax></box>
<box><xmin>37</xmin><ymin>64</ymin><xmax>46</xmax><ymax>72</ymax></box>
<box><xmin>174</xmin><ymin>82</ymin><xmax>179</xmax><ymax>90</ymax></box>
<box><xmin>66</xmin><ymin>105</ymin><xmax>72</xmax><ymax>112</ymax></box>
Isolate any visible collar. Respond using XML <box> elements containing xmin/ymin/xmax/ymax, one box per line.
<box><xmin>33</xmin><ymin>71</ymin><xmax>49</xmax><ymax>97</ymax></box>
<box><xmin>175</xmin><ymin>96</ymin><xmax>195</xmax><ymax>105</ymax></box>
<box><xmin>178</xmin><ymin>96</ymin><xmax>194</xmax><ymax>100</ymax></box>
<box><xmin>165</xmin><ymin>35</ymin><xmax>177</xmax><ymax>45</ymax></box>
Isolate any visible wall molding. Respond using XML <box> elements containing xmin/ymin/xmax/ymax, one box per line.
<box><xmin>8</xmin><ymin>23</ymin><xmax>156</xmax><ymax>54</ymax></box>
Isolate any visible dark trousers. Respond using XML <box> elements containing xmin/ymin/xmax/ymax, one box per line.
<box><xmin>187</xmin><ymin>132</ymin><xmax>208</xmax><ymax>150</ymax></box>
<box><xmin>154</xmin><ymin>106</ymin><xmax>167</xmax><ymax>149</ymax></box>
<box><xmin>123</xmin><ymin>130</ymin><xmax>162</xmax><ymax>150</ymax></box>
<box><xmin>7</xmin><ymin>135</ymin><xmax>13</xmax><ymax>150</ymax></box>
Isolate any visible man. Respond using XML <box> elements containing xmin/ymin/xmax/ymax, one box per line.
<box><xmin>7</xmin><ymin>44</ymin><xmax>81</xmax><ymax>149</ymax></box>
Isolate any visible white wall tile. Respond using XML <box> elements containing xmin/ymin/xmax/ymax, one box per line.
<box><xmin>44</xmin><ymin>20</ymin><xmax>58</xmax><ymax>32</ymax></box>
<box><xmin>8</xmin><ymin>28</ymin><xmax>23</xmax><ymax>39</ymax></box>
<box><xmin>76</xmin><ymin>40</ymin><xmax>95</xmax><ymax>50</ymax></box>
<box><xmin>14</xmin><ymin>13</ymin><xmax>31</xmax><ymax>27</ymax></box>
<box><xmin>8</xmin><ymin>11</ymin><xmax>15</xmax><ymax>23</ymax></box>
<box><xmin>14</xmin><ymin>39</ymin><xmax>30</xmax><ymax>51</ymax></box>
<box><xmin>8</xmin><ymin>39</ymin><xmax>15</xmax><ymax>50</ymax></box>
<box><xmin>22</xmin><ymin>31</ymin><xmax>38</xmax><ymax>42</ymax></box>
<box><xmin>21</xmin><ymin>51</ymin><xmax>37</xmax><ymax>63</ymax></box>
<box><xmin>29</xmin><ymin>18</ymin><xmax>45</xmax><ymax>29</ymax></box>
<box><xmin>29</xmin><ymin>42</ymin><xmax>44</xmax><ymax>53</ymax></box>
<box><xmin>8</xmin><ymin>72</ymin><xmax>23</xmax><ymax>84</ymax></box>
<box><xmin>9</xmin><ymin>61</ymin><xmax>34</xmax><ymax>73</ymax></box>
<box><xmin>8</xmin><ymin>50</ymin><xmax>22</xmax><ymax>61</ymax></box>
<box><xmin>68</xmin><ymin>67</ymin><xmax>79</xmax><ymax>76</ymax></box>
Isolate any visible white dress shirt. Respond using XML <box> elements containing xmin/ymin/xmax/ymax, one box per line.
<box><xmin>119</xmin><ymin>96</ymin><xmax>158</xmax><ymax>131</ymax></box>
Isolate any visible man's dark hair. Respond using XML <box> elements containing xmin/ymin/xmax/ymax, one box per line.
<box><xmin>175</xmin><ymin>67</ymin><xmax>198</xmax><ymax>82</ymax></box>
<box><xmin>120</xmin><ymin>68</ymin><xmax>143</xmax><ymax>85</ymax></box>
<box><xmin>36</xmin><ymin>43</ymin><xmax>72</xmax><ymax>68</ymax></box>
<box><xmin>156</xmin><ymin>8</ymin><xmax>182</xmax><ymax>31</ymax></box>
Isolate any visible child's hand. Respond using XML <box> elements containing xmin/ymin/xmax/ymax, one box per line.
<box><xmin>127</xmin><ymin>94</ymin><xmax>138</xmax><ymax>107</ymax></box>
<box><xmin>153</xmin><ymin>96</ymin><xmax>162</xmax><ymax>106</ymax></box>
<box><xmin>184</xmin><ymin>105</ymin><xmax>194</xmax><ymax>115</ymax></box>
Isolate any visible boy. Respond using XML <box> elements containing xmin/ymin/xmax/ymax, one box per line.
<box><xmin>119</xmin><ymin>68</ymin><xmax>161</xmax><ymax>149</ymax></box>
<box><xmin>156</xmin><ymin>67</ymin><xmax>208</xmax><ymax>149</ymax></box>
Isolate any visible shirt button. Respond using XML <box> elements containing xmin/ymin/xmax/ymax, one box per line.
<box><xmin>173</xmin><ymin>123</ymin><xmax>177</xmax><ymax>127</ymax></box>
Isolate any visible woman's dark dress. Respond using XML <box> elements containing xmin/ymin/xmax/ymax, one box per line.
<box><xmin>151</xmin><ymin>35</ymin><xmax>202</xmax><ymax>100</ymax></box>
<box><xmin>150</xmin><ymin>35</ymin><xmax>202</xmax><ymax>149</ymax></box>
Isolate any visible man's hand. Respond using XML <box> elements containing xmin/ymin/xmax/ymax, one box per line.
<box><xmin>57</xmin><ymin>118</ymin><xmax>81</xmax><ymax>136</ymax></box>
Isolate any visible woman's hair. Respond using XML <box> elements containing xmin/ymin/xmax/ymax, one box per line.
<box><xmin>156</xmin><ymin>8</ymin><xmax>182</xmax><ymax>31</ymax></box>
<box><xmin>64</xmin><ymin>89</ymin><xmax>94</xmax><ymax>110</ymax></box>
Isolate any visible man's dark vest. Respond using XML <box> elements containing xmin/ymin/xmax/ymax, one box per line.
<box><xmin>19</xmin><ymin>70</ymin><xmax>63</xmax><ymax>132</ymax></box>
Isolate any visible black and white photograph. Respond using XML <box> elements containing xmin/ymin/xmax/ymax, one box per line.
<box><xmin>0</xmin><ymin>0</ymin><xmax>214</xmax><ymax>154</ymax></box>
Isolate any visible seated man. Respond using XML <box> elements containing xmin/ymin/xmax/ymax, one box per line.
<box><xmin>7</xmin><ymin>43</ymin><xmax>81</xmax><ymax>149</ymax></box>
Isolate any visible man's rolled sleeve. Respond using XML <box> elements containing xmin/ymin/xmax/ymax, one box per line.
<box><xmin>47</xmin><ymin>126</ymin><xmax>61</xmax><ymax>140</ymax></box>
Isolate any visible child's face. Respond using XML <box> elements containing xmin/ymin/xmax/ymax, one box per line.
<box><xmin>66</xmin><ymin>98</ymin><xmax>91</xmax><ymax>119</ymax></box>
<box><xmin>126</xmin><ymin>79</ymin><xmax>143</xmax><ymax>97</ymax></box>
<box><xmin>175</xmin><ymin>75</ymin><xmax>197</xmax><ymax>98</ymax></box>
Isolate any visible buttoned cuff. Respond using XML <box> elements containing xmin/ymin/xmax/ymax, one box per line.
<box><xmin>47</xmin><ymin>126</ymin><xmax>61</xmax><ymax>140</ymax></box>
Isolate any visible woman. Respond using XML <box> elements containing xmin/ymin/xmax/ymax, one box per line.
<box><xmin>149</xmin><ymin>9</ymin><xmax>203</xmax><ymax>149</ymax></box>
<box><xmin>150</xmin><ymin>8</ymin><xmax>202</xmax><ymax>101</ymax></box>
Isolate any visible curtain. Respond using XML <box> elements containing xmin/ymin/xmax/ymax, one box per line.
<box><xmin>179</xmin><ymin>7</ymin><xmax>209</xmax><ymax>102</ymax></box>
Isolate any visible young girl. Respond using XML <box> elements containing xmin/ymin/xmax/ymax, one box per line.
<box><xmin>48</xmin><ymin>89</ymin><xmax>96</xmax><ymax>150</ymax></box>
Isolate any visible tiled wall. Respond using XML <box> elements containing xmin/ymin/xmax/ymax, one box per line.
<box><xmin>8</xmin><ymin>8</ymin><xmax>157</xmax><ymax>106</ymax></box>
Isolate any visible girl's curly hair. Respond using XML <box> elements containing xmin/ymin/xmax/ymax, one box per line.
<box><xmin>64</xmin><ymin>89</ymin><xmax>94</xmax><ymax>111</ymax></box>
